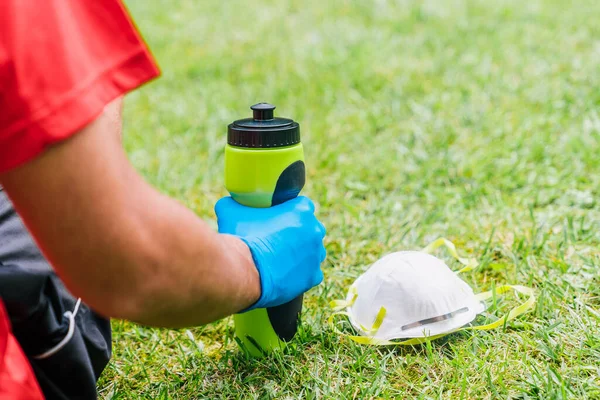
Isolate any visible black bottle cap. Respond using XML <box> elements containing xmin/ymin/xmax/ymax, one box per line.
<box><xmin>228</xmin><ymin>103</ymin><xmax>300</xmax><ymax>148</ymax></box>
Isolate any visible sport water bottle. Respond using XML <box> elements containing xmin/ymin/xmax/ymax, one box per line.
<box><xmin>225</xmin><ymin>103</ymin><xmax>306</xmax><ymax>357</ymax></box>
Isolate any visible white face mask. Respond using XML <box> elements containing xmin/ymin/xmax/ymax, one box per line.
<box><xmin>330</xmin><ymin>239</ymin><xmax>536</xmax><ymax>346</ymax></box>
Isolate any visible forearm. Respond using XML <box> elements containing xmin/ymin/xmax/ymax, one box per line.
<box><xmin>113</xmin><ymin>182</ymin><xmax>260</xmax><ymax>327</ymax></box>
<box><xmin>0</xmin><ymin>109</ymin><xmax>260</xmax><ymax>328</ymax></box>
<box><xmin>104</xmin><ymin>96</ymin><xmax>124</xmax><ymax>140</ymax></box>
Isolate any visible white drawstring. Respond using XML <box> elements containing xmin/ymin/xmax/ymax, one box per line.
<box><xmin>34</xmin><ymin>298</ymin><xmax>82</xmax><ymax>360</ymax></box>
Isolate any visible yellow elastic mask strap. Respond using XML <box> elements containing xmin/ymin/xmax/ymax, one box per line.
<box><xmin>328</xmin><ymin>304</ymin><xmax>453</xmax><ymax>347</ymax></box>
<box><xmin>329</xmin><ymin>285</ymin><xmax>358</xmax><ymax>312</ymax></box>
<box><xmin>328</xmin><ymin>307</ymin><xmax>452</xmax><ymax>346</ymax></box>
<box><xmin>421</xmin><ymin>237</ymin><xmax>479</xmax><ymax>273</ymax></box>
<box><xmin>468</xmin><ymin>285</ymin><xmax>536</xmax><ymax>331</ymax></box>
<box><xmin>328</xmin><ymin>306</ymin><xmax>396</xmax><ymax>345</ymax></box>
<box><xmin>329</xmin><ymin>284</ymin><xmax>536</xmax><ymax>346</ymax></box>
<box><xmin>328</xmin><ymin>285</ymin><xmax>411</xmax><ymax>345</ymax></box>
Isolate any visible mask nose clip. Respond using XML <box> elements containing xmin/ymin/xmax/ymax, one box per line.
<box><xmin>400</xmin><ymin>306</ymin><xmax>470</xmax><ymax>332</ymax></box>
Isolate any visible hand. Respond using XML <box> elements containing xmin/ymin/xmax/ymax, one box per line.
<box><xmin>215</xmin><ymin>196</ymin><xmax>326</xmax><ymax>310</ymax></box>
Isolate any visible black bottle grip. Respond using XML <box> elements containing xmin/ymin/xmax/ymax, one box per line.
<box><xmin>267</xmin><ymin>160</ymin><xmax>306</xmax><ymax>341</ymax></box>
<box><xmin>266</xmin><ymin>294</ymin><xmax>304</xmax><ymax>342</ymax></box>
<box><xmin>270</xmin><ymin>160</ymin><xmax>306</xmax><ymax>206</ymax></box>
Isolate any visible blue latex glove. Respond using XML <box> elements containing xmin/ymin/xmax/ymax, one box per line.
<box><xmin>215</xmin><ymin>196</ymin><xmax>326</xmax><ymax>311</ymax></box>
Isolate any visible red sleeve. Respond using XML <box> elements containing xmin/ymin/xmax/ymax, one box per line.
<box><xmin>0</xmin><ymin>300</ymin><xmax>44</xmax><ymax>400</ymax></box>
<box><xmin>0</xmin><ymin>0</ymin><xmax>160</xmax><ymax>173</ymax></box>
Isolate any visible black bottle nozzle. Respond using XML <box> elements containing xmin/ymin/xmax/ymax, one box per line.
<box><xmin>251</xmin><ymin>103</ymin><xmax>276</xmax><ymax>121</ymax></box>
<box><xmin>228</xmin><ymin>103</ymin><xmax>300</xmax><ymax>148</ymax></box>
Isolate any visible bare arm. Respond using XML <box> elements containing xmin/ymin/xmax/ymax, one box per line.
<box><xmin>0</xmin><ymin>107</ymin><xmax>260</xmax><ymax>328</ymax></box>
<box><xmin>104</xmin><ymin>96</ymin><xmax>124</xmax><ymax>140</ymax></box>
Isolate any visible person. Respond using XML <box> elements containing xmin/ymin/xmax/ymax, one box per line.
<box><xmin>0</xmin><ymin>1</ymin><xmax>327</xmax><ymax>399</ymax></box>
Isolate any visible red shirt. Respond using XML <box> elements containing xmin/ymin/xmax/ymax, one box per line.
<box><xmin>0</xmin><ymin>0</ymin><xmax>160</xmax><ymax>173</ymax></box>
<box><xmin>0</xmin><ymin>300</ymin><xmax>43</xmax><ymax>400</ymax></box>
<box><xmin>0</xmin><ymin>0</ymin><xmax>160</xmax><ymax>396</ymax></box>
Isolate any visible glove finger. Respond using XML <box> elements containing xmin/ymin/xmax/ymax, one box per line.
<box><xmin>214</xmin><ymin>197</ymin><xmax>236</xmax><ymax>216</ymax></box>
<box><xmin>319</xmin><ymin>244</ymin><xmax>327</xmax><ymax>263</ymax></box>
<box><xmin>312</xmin><ymin>268</ymin><xmax>324</xmax><ymax>287</ymax></box>
<box><xmin>317</xmin><ymin>221</ymin><xmax>327</xmax><ymax>237</ymax></box>
<box><xmin>295</xmin><ymin>196</ymin><xmax>315</xmax><ymax>213</ymax></box>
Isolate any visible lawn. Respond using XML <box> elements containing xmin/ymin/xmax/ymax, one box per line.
<box><xmin>99</xmin><ymin>0</ymin><xmax>600</xmax><ymax>398</ymax></box>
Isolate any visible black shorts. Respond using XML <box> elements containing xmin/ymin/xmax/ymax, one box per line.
<box><xmin>0</xmin><ymin>188</ymin><xmax>111</xmax><ymax>400</ymax></box>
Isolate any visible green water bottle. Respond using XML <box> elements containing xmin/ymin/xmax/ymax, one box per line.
<box><xmin>225</xmin><ymin>103</ymin><xmax>306</xmax><ymax>357</ymax></box>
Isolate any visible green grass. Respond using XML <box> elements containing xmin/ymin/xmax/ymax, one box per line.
<box><xmin>99</xmin><ymin>0</ymin><xmax>600</xmax><ymax>398</ymax></box>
